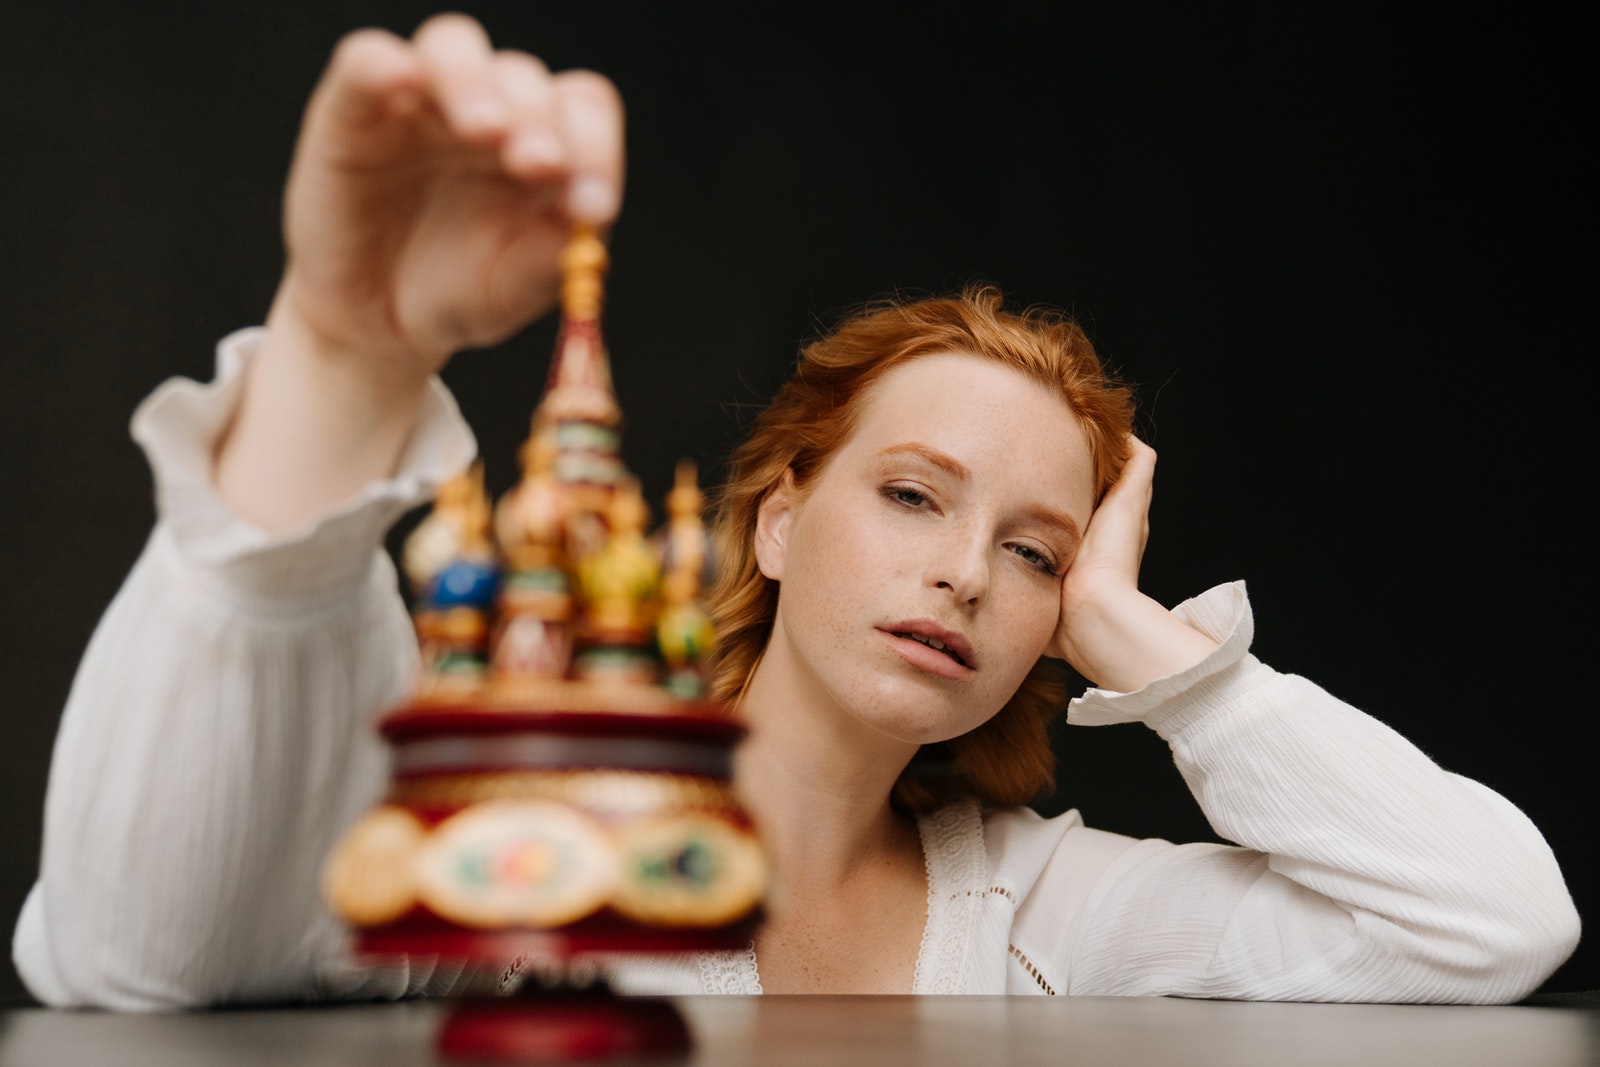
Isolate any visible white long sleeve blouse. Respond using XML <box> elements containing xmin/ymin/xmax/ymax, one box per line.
<box><xmin>12</xmin><ymin>330</ymin><xmax>1581</xmax><ymax>1010</ymax></box>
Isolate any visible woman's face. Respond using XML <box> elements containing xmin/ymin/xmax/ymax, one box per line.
<box><xmin>753</xmin><ymin>352</ymin><xmax>1096</xmax><ymax>748</ymax></box>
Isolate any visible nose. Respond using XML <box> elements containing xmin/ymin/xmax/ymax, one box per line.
<box><xmin>927</xmin><ymin>522</ymin><xmax>990</xmax><ymax>605</ymax></box>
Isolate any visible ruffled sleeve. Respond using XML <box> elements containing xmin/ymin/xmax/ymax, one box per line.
<box><xmin>12</xmin><ymin>329</ymin><xmax>475</xmax><ymax>1010</ymax></box>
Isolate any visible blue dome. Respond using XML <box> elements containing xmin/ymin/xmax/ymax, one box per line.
<box><xmin>427</xmin><ymin>559</ymin><xmax>500</xmax><ymax>609</ymax></box>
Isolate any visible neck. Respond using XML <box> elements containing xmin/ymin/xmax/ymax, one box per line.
<box><xmin>731</xmin><ymin>630</ymin><xmax>922</xmax><ymax>894</ymax></box>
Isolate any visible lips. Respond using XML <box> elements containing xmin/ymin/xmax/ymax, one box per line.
<box><xmin>880</xmin><ymin>620</ymin><xmax>975</xmax><ymax>671</ymax></box>
<box><xmin>893</xmin><ymin>631</ymin><xmax>968</xmax><ymax>667</ymax></box>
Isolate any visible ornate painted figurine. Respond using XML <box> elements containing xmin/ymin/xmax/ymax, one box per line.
<box><xmin>652</xmin><ymin>461</ymin><xmax>717</xmax><ymax>698</ymax></box>
<box><xmin>575</xmin><ymin>477</ymin><xmax>663</xmax><ymax>686</ymax></box>
<box><xmin>492</xmin><ymin>426</ymin><xmax>577</xmax><ymax>685</ymax></box>
<box><xmin>324</xmin><ymin>226</ymin><xmax>765</xmax><ymax>1062</ymax></box>
<box><xmin>403</xmin><ymin>462</ymin><xmax>500</xmax><ymax>692</ymax></box>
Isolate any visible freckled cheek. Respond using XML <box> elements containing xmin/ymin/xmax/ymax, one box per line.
<box><xmin>795</xmin><ymin>515</ymin><xmax>904</xmax><ymax>622</ymax></box>
<box><xmin>779</xmin><ymin>530</ymin><xmax>881</xmax><ymax>657</ymax></box>
<box><xmin>986</xmin><ymin>580</ymin><xmax>1061</xmax><ymax>673</ymax></box>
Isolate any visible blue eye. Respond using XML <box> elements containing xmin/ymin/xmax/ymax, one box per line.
<box><xmin>882</xmin><ymin>485</ymin><xmax>931</xmax><ymax>509</ymax></box>
<box><xmin>1009</xmin><ymin>543</ymin><xmax>1059</xmax><ymax>576</ymax></box>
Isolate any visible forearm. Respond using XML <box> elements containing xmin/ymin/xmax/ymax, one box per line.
<box><xmin>1193</xmin><ymin>670</ymin><xmax>1570</xmax><ymax>991</ymax></box>
<box><xmin>214</xmin><ymin>289</ymin><xmax>434</xmax><ymax>535</ymax></box>
<box><xmin>1068</xmin><ymin>584</ymin><xmax>1580</xmax><ymax>1002</ymax></box>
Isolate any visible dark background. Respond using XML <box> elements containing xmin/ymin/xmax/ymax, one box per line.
<box><xmin>1</xmin><ymin>1</ymin><xmax>1592</xmax><ymax>1003</ymax></box>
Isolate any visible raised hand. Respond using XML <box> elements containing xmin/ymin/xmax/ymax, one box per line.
<box><xmin>274</xmin><ymin>13</ymin><xmax>624</xmax><ymax>374</ymax></box>
<box><xmin>1049</xmin><ymin>437</ymin><xmax>1218</xmax><ymax>693</ymax></box>
<box><xmin>217</xmin><ymin>14</ymin><xmax>623</xmax><ymax>533</ymax></box>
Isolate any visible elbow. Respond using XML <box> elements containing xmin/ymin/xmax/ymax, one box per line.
<box><xmin>15</xmin><ymin>943</ymin><xmax>213</xmax><ymax>1014</ymax></box>
<box><xmin>13</xmin><ymin>884</ymin><xmax>242</xmax><ymax>1012</ymax></box>
<box><xmin>18</xmin><ymin>951</ymin><xmax>293</xmax><ymax>1014</ymax></box>
<box><xmin>1391</xmin><ymin>894</ymin><xmax>1583</xmax><ymax>1005</ymax></box>
<box><xmin>10</xmin><ymin>886</ymin><xmax>141</xmax><ymax>1012</ymax></box>
<box><xmin>1458</xmin><ymin>864</ymin><xmax>1584</xmax><ymax>1003</ymax></box>
<box><xmin>1476</xmin><ymin>898</ymin><xmax>1582</xmax><ymax>1003</ymax></box>
<box><xmin>1406</xmin><ymin>827</ymin><xmax>1585</xmax><ymax>1004</ymax></box>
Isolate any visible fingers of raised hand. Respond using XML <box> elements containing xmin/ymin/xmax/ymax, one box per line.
<box><xmin>410</xmin><ymin>14</ymin><xmax>624</xmax><ymax>224</ymax></box>
<box><xmin>413</xmin><ymin>13</ymin><xmax>508</xmax><ymax>140</ymax></box>
<box><xmin>552</xmin><ymin>71</ymin><xmax>625</xmax><ymax>223</ymax></box>
<box><xmin>316</xmin><ymin>29</ymin><xmax>424</xmax><ymax>131</ymax></box>
<box><xmin>1075</xmin><ymin>436</ymin><xmax>1155</xmax><ymax>568</ymax></box>
<box><xmin>483</xmin><ymin>55</ymin><xmax>624</xmax><ymax>223</ymax></box>
<box><xmin>1128</xmin><ymin>436</ymin><xmax>1155</xmax><ymax>528</ymax></box>
<box><xmin>1114</xmin><ymin>436</ymin><xmax>1157</xmax><ymax>504</ymax></box>
<box><xmin>496</xmin><ymin>52</ymin><xmax>564</xmax><ymax>173</ymax></box>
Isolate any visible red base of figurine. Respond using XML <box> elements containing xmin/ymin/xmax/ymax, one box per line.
<box><xmin>437</xmin><ymin>989</ymin><xmax>692</xmax><ymax>1063</ymax></box>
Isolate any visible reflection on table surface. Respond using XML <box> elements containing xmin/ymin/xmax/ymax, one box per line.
<box><xmin>2</xmin><ymin>993</ymin><xmax>1597</xmax><ymax>1067</ymax></box>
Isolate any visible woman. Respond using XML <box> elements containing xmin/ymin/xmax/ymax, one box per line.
<box><xmin>12</xmin><ymin>14</ymin><xmax>1579</xmax><ymax>1007</ymax></box>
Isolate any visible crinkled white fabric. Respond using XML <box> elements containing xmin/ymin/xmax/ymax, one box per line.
<box><xmin>13</xmin><ymin>331</ymin><xmax>1580</xmax><ymax>1009</ymax></box>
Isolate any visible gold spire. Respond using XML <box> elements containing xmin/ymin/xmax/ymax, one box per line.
<box><xmin>560</xmin><ymin>223</ymin><xmax>609</xmax><ymax>322</ymax></box>
<box><xmin>539</xmin><ymin>224</ymin><xmax>621</xmax><ymax>428</ymax></box>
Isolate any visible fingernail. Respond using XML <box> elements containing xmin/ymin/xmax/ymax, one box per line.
<box><xmin>508</xmin><ymin>129</ymin><xmax>564</xmax><ymax>169</ymax></box>
<box><xmin>568</xmin><ymin>174</ymin><xmax>617</xmax><ymax>222</ymax></box>
<box><xmin>460</xmin><ymin>94</ymin><xmax>508</xmax><ymax>133</ymax></box>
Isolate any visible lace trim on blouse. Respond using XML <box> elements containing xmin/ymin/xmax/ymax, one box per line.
<box><xmin>697</xmin><ymin>943</ymin><xmax>763</xmax><ymax>994</ymax></box>
<box><xmin>912</xmin><ymin>798</ymin><xmax>987</xmax><ymax>994</ymax></box>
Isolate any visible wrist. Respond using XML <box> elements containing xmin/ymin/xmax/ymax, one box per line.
<box><xmin>214</xmin><ymin>292</ymin><xmax>437</xmax><ymax>534</ymax></box>
<box><xmin>263</xmin><ymin>281</ymin><xmax>438</xmax><ymax>409</ymax></box>
<box><xmin>1057</xmin><ymin>589</ymin><xmax>1219</xmax><ymax>694</ymax></box>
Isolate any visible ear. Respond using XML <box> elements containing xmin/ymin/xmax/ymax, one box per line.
<box><xmin>754</xmin><ymin>469</ymin><xmax>799</xmax><ymax>581</ymax></box>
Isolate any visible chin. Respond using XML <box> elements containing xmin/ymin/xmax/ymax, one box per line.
<box><xmin>847</xmin><ymin>684</ymin><xmax>1000</xmax><ymax>748</ymax></box>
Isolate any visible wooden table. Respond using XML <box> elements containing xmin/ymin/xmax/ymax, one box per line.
<box><xmin>2</xmin><ymin>994</ymin><xmax>1596</xmax><ymax>1066</ymax></box>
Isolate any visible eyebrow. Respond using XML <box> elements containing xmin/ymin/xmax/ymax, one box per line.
<box><xmin>1019</xmin><ymin>503</ymin><xmax>1083</xmax><ymax>545</ymax></box>
<box><xmin>879</xmin><ymin>442</ymin><xmax>970</xmax><ymax>480</ymax></box>
<box><xmin>877</xmin><ymin>443</ymin><xmax>1084</xmax><ymax>542</ymax></box>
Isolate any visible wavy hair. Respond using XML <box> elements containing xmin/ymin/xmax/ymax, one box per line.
<box><xmin>706</xmin><ymin>285</ymin><xmax>1135</xmax><ymax>811</ymax></box>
